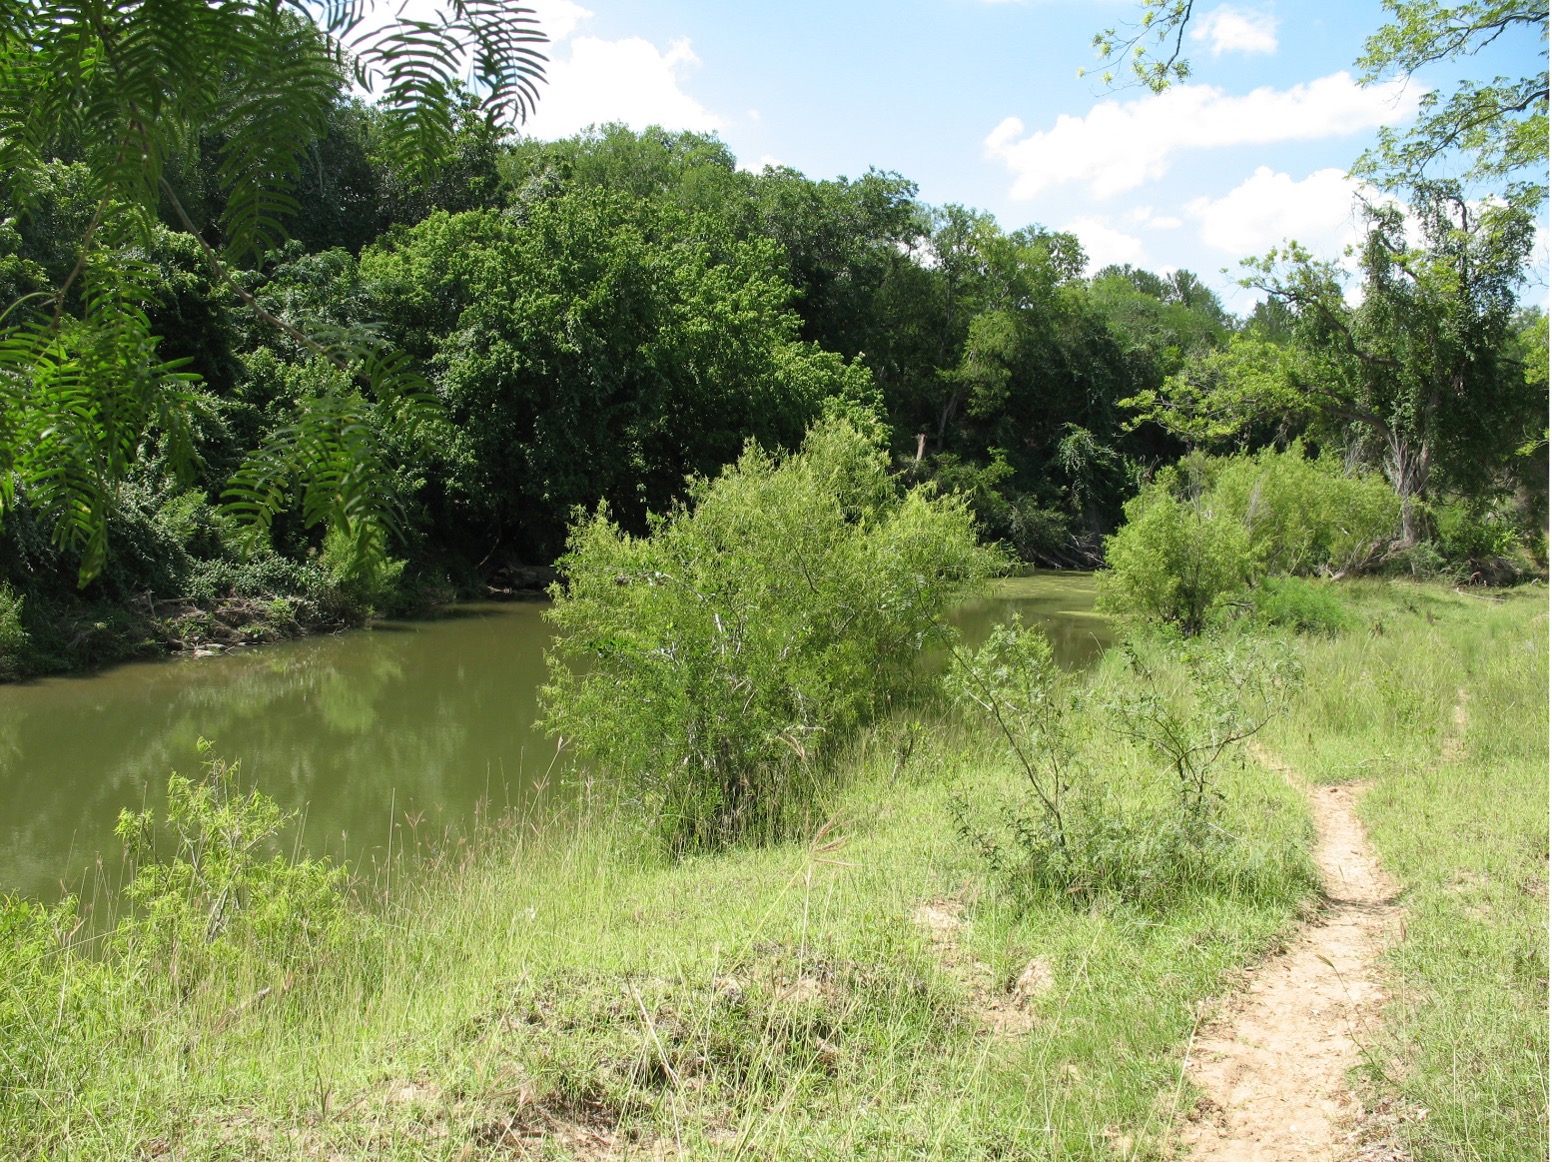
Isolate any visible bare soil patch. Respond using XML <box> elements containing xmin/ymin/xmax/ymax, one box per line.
<box><xmin>910</xmin><ymin>898</ymin><xmax>1054</xmax><ymax>1037</ymax></box>
<box><xmin>1176</xmin><ymin>751</ymin><xmax>1405</xmax><ymax>1162</ymax></box>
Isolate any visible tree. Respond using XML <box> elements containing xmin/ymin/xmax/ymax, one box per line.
<box><xmin>357</xmin><ymin>191</ymin><xmax>879</xmax><ymax>561</ymax></box>
<box><xmin>0</xmin><ymin>0</ymin><xmax>548</xmax><ymax>582</ymax></box>
<box><xmin>1127</xmin><ymin>184</ymin><xmax>1538</xmax><ymax>543</ymax></box>
<box><xmin>1355</xmin><ymin>1</ymin><xmax>1548</xmax><ymax>206</ymax></box>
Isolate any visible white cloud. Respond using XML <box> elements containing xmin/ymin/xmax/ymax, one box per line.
<box><xmin>1189</xmin><ymin>5</ymin><xmax>1278</xmax><ymax>56</ymax></box>
<box><xmin>530</xmin><ymin>0</ymin><xmax>593</xmax><ymax>43</ymax></box>
<box><xmin>1125</xmin><ymin>205</ymin><xmax>1184</xmax><ymax>230</ymax></box>
<box><xmin>985</xmin><ymin>72</ymin><xmax>1419</xmax><ymax>200</ymax></box>
<box><xmin>1064</xmin><ymin>216</ymin><xmax>1146</xmax><ymax>272</ymax></box>
<box><xmin>1185</xmin><ymin>166</ymin><xmax>1370</xmax><ymax>258</ymax></box>
<box><xmin>738</xmin><ymin>153</ymin><xmax>786</xmax><ymax>174</ymax></box>
<box><xmin>522</xmin><ymin>34</ymin><xmax>726</xmax><ymax>139</ymax></box>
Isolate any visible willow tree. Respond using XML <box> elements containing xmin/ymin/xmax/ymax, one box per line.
<box><xmin>1127</xmin><ymin>184</ymin><xmax>1537</xmax><ymax>544</ymax></box>
<box><xmin>0</xmin><ymin>0</ymin><xmax>547</xmax><ymax>582</ymax></box>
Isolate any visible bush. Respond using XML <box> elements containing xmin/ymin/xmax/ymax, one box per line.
<box><xmin>946</xmin><ymin>622</ymin><xmax>1306</xmax><ymax>913</ymax></box>
<box><xmin>1097</xmin><ymin>469</ymin><xmax>1255</xmax><ymax>635</ymax></box>
<box><xmin>542</xmin><ymin>418</ymin><xmax>1002</xmax><ymax>849</ymax></box>
<box><xmin>1100</xmin><ymin>449</ymin><xmax>1400</xmax><ymax>635</ymax></box>
<box><xmin>1210</xmin><ymin>446</ymin><xmax>1399</xmax><ymax>575</ymax></box>
<box><xmin>1434</xmin><ymin>496</ymin><xmax>1526</xmax><ymax>577</ymax></box>
<box><xmin>1250</xmin><ymin>575</ymin><xmax>1351</xmax><ymax>636</ymax></box>
<box><xmin>0</xmin><ymin>585</ymin><xmax>28</xmax><ymax>680</ymax></box>
<box><xmin>114</xmin><ymin>743</ymin><xmax>350</xmax><ymax>988</ymax></box>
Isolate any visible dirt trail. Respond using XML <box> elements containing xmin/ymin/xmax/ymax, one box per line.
<box><xmin>1176</xmin><ymin>751</ymin><xmax>1404</xmax><ymax>1162</ymax></box>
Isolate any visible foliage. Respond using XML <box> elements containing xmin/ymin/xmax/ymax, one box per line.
<box><xmin>1355</xmin><ymin>1</ymin><xmax>1548</xmax><ymax>206</ymax></box>
<box><xmin>0</xmin><ymin>583</ymin><xmax>27</xmax><ymax>679</ymax></box>
<box><xmin>1131</xmin><ymin>185</ymin><xmax>1537</xmax><ymax>544</ymax></box>
<box><xmin>359</xmin><ymin>194</ymin><xmax>875</xmax><ymax>560</ymax></box>
<box><xmin>1206</xmin><ymin>446</ymin><xmax>1401</xmax><ymax>575</ymax></box>
<box><xmin>542</xmin><ymin>418</ymin><xmax>1001</xmax><ymax>848</ymax></box>
<box><xmin>947</xmin><ymin>620</ymin><xmax>1308</xmax><ymax>913</ymax></box>
<box><xmin>0</xmin><ymin>0</ymin><xmax>548</xmax><ymax>582</ymax></box>
<box><xmin>1248</xmin><ymin>575</ymin><xmax>1352</xmax><ymax>636</ymax></box>
<box><xmin>945</xmin><ymin>617</ymin><xmax>1082</xmax><ymax>870</ymax></box>
<box><xmin>114</xmin><ymin>743</ymin><xmax>349</xmax><ymax>985</ymax></box>
<box><xmin>1108</xmin><ymin>631</ymin><xmax>1301</xmax><ymax>834</ymax></box>
<box><xmin>1097</xmin><ymin>466</ymin><xmax>1256</xmax><ymax>635</ymax></box>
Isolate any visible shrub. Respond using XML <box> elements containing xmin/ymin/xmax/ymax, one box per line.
<box><xmin>943</xmin><ymin>617</ymin><xmax>1087</xmax><ymax>890</ymax></box>
<box><xmin>1434</xmin><ymin>496</ymin><xmax>1524</xmax><ymax>575</ymax></box>
<box><xmin>946</xmin><ymin>622</ymin><xmax>1305</xmax><ymax>912</ymax></box>
<box><xmin>1210</xmin><ymin>446</ymin><xmax>1399</xmax><ymax>575</ymax></box>
<box><xmin>1109</xmin><ymin>631</ymin><xmax>1301</xmax><ymax>835</ymax></box>
<box><xmin>1250</xmin><ymin>575</ymin><xmax>1351</xmax><ymax>635</ymax></box>
<box><xmin>1100</xmin><ymin>448</ymin><xmax>1400</xmax><ymax>634</ymax></box>
<box><xmin>0</xmin><ymin>585</ymin><xmax>28</xmax><ymax>680</ymax></box>
<box><xmin>114</xmin><ymin>742</ymin><xmax>350</xmax><ymax>988</ymax></box>
<box><xmin>542</xmin><ymin>418</ymin><xmax>1002</xmax><ymax>849</ymax></box>
<box><xmin>1097</xmin><ymin>470</ymin><xmax>1255</xmax><ymax>635</ymax></box>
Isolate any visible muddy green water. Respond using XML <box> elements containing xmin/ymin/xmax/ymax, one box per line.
<box><xmin>0</xmin><ymin>572</ymin><xmax>1108</xmax><ymax>901</ymax></box>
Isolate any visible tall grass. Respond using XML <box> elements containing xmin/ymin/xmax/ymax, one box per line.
<box><xmin>1265</xmin><ymin>581</ymin><xmax>1549</xmax><ymax>1161</ymax></box>
<box><xmin>6</xmin><ymin>579</ymin><xmax>1535</xmax><ymax>1160</ymax></box>
<box><xmin>2</xmin><ymin>664</ymin><xmax>1314</xmax><ymax>1160</ymax></box>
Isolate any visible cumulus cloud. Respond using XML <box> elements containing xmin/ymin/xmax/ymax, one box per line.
<box><xmin>523</xmin><ymin>34</ymin><xmax>727</xmax><ymax>139</ymax></box>
<box><xmin>1185</xmin><ymin>166</ymin><xmax>1372</xmax><ymax>258</ymax></box>
<box><xmin>985</xmin><ymin>72</ymin><xmax>1418</xmax><ymax>200</ymax></box>
<box><xmin>351</xmin><ymin>0</ymin><xmax>725</xmax><ymax>140</ymax></box>
<box><xmin>1189</xmin><ymin>5</ymin><xmax>1278</xmax><ymax>56</ymax></box>
<box><xmin>1064</xmin><ymin>216</ymin><xmax>1147</xmax><ymax>272</ymax></box>
<box><xmin>530</xmin><ymin>0</ymin><xmax>593</xmax><ymax>43</ymax></box>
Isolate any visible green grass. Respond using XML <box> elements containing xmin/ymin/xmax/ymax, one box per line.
<box><xmin>3</xmin><ymin>579</ymin><xmax>1542</xmax><ymax>1161</ymax></box>
<box><xmin>3</xmin><ymin>651</ymin><xmax>1316</xmax><ymax>1160</ymax></box>
<box><xmin>1265</xmin><ymin>580</ymin><xmax>1549</xmax><ymax>1161</ymax></box>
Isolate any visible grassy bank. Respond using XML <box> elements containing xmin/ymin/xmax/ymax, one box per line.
<box><xmin>2</xmin><ymin>581</ymin><xmax>1543</xmax><ymax>1161</ymax></box>
<box><xmin>1264</xmin><ymin>581</ymin><xmax>1549</xmax><ymax>1161</ymax></box>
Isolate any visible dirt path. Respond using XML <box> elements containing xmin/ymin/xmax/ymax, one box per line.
<box><xmin>1176</xmin><ymin>751</ymin><xmax>1404</xmax><ymax>1162</ymax></box>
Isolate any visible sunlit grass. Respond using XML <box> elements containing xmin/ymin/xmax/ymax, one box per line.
<box><xmin>1265</xmin><ymin>580</ymin><xmax>1549</xmax><ymax>1161</ymax></box>
<box><xmin>4</xmin><ymin>580</ymin><xmax>1543</xmax><ymax>1161</ymax></box>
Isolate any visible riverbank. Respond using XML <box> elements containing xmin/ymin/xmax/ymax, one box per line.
<box><xmin>2</xmin><ymin>580</ymin><xmax>1545</xmax><ymax>1160</ymax></box>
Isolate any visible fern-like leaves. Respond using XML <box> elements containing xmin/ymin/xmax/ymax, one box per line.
<box><xmin>0</xmin><ymin>0</ymin><xmax>547</xmax><ymax>583</ymax></box>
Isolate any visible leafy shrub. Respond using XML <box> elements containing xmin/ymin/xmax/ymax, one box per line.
<box><xmin>0</xmin><ymin>585</ymin><xmax>28</xmax><ymax>680</ymax></box>
<box><xmin>947</xmin><ymin>622</ymin><xmax>1306</xmax><ymax>912</ymax></box>
<box><xmin>542</xmin><ymin>418</ymin><xmax>1001</xmax><ymax>849</ymax></box>
<box><xmin>114</xmin><ymin>742</ymin><xmax>350</xmax><ymax>987</ymax></box>
<box><xmin>1109</xmin><ymin>631</ymin><xmax>1301</xmax><ymax>834</ymax></box>
<box><xmin>1097</xmin><ymin>469</ymin><xmax>1255</xmax><ymax>635</ymax></box>
<box><xmin>1434</xmin><ymin>496</ymin><xmax>1524</xmax><ymax>575</ymax></box>
<box><xmin>1209</xmin><ymin>446</ymin><xmax>1399</xmax><ymax>575</ymax></box>
<box><xmin>944</xmin><ymin>617</ymin><xmax>1087</xmax><ymax>889</ymax></box>
<box><xmin>1250</xmin><ymin>575</ymin><xmax>1351</xmax><ymax>635</ymax></box>
<box><xmin>1101</xmin><ymin>448</ymin><xmax>1399</xmax><ymax>634</ymax></box>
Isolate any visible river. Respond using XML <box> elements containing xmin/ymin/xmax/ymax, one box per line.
<box><xmin>0</xmin><ymin>572</ymin><xmax>1109</xmax><ymax>902</ymax></box>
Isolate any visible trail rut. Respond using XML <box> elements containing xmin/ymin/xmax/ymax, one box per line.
<box><xmin>1176</xmin><ymin>752</ymin><xmax>1404</xmax><ymax>1162</ymax></box>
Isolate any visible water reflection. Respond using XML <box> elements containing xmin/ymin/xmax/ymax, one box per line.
<box><xmin>0</xmin><ymin>574</ymin><xmax>1109</xmax><ymax>901</ymax></box>
<box><xmin>0</xmin><ymin>603</ymin><xmax>557</xmax><ymax>900</ymax></box>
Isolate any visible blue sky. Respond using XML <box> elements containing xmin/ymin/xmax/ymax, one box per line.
<box><xmin>498</xmin><ymin>1</ymin><xmax>1546</xmax><ymax>313</ymax></box>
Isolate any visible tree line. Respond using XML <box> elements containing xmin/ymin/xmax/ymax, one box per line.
<box><xmin>0</xmin><ymin>1</ymin><xmax>1544</xmax><ymax>678</ymax></box>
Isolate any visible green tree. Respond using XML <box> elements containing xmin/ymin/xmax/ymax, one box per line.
<box><xmin>1128</xmin><ymin>184</ymin><xmax>1537</xmax><ymax>543</ymax></box>
<box><xmin>359</xmin><ymin>192</ymin><xmax>879</xmax><ymax>561</ymax></box>
<box><xmin>0</xmin><ymin>0</ymin><xmax>548</xmax><ymax>582</ymax></box>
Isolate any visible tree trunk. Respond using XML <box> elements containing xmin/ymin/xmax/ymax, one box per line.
<box><xmin>1384</xmin><ymin>429</ymin><xmax>1432</xmax><ymax>546</ymax></box>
